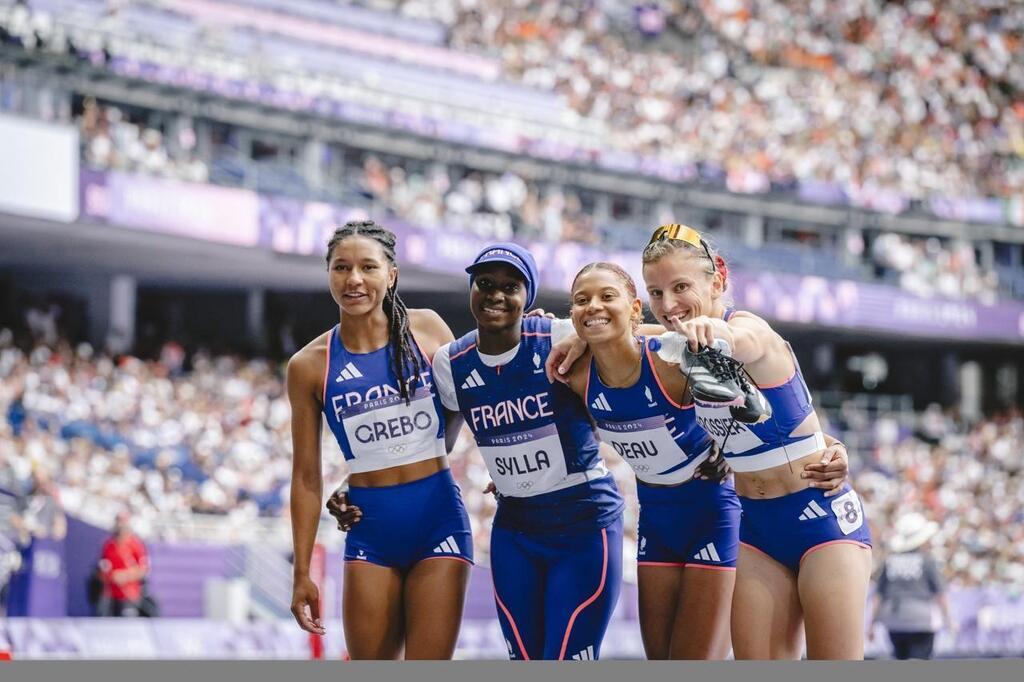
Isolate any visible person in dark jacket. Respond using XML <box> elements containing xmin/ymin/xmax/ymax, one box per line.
<box><xmin>870</xmin><ymin>513</ymin><xmax>954</xmax><ymax>659</ymax></box>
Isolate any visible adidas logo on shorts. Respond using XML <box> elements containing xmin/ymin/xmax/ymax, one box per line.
<box><xmin>335</xmin><ymin>362</ymin><xmax>364</xmax><ymax>382</ymax></box>
<box><xmin>571</xmin><ymin>645</ymin><xmax>595</xmax><ymax>661</ymax></box>
<box><xmin>432</xmin><ymin>536</ymin><xmax>460</xmax><ymax>555</ymax></box>
<box><xmin>461</xmin><ymin>369</ymin><xmax>485</xmax><ymax>389</ymax></box>
<box><xmin>798</xmin><ymin>499</ymin><xmax>829</xmax><ymax>520</ymax></box>
<box><xmin>692</xmin><ymin>542</ymin><xmax>721</xmax><ymax>563</ymax></box>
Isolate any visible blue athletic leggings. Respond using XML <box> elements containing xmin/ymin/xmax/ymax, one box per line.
<box><xmin>490</xmin><ymin>516</ymin><xmax>624</xmax><ymax>660</ymax></box>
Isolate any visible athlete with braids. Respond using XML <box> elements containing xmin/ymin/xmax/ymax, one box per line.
<box><xmin>289</xmin><ymin>220</ymin><xmax>472</xmax><ymax>659</ymax></box>
<box><xmin>559</xmin><ymin>261</ymin><xmax>740</xmax><ymax>659</ymax></box>
<box><xmin>640</xmin><ymin>224</ymin><xmax>872</xmax><ymax>659</ymax></box>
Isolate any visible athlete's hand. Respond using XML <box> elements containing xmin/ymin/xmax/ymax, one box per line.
<box><xmin>667</xmin><ymin>315</ymin><xmax>716</xmax><ymax>351</ymax></box>
<box><xmin>291</xmin><ymin>575</ymin><xmax>326</xmax><ymax>635</ymax></box>
<box><xmin>526</xmin><ymin>308</ymin><xmax>557</xmax><ymax>319</ymax></box>
<box><xmin>802</xmin><ymin>443</ymin><xmax>849</xmax><ymax>497</ymax></box>
<box><xmin>326</xmin><ymin>485</ymin><xmax>362</xmax><ymax>532</ymax></box>
<box><xmin>545</xmin><ymin>335</ymin><xmax>587</xmax><ymax>384</ymax></box>
<box><xmin>483</xmin><ymin>481</ymin><xmax>498</xmax><ymax>498</ymax></box>
<box><xmin>696</xmin><ymin>446</ymin><xmax>731</xmax><ymax>483</ymax></box>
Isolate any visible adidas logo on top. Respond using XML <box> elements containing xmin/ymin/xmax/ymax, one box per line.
<box><xmin>693</xmin><ymin>542</ymin><xmax>721</xmax><ymax>563</ymax></box>
<box><xmin>432</xmin><ymin>536</ymin><xmax>460</xmax><ymax>555</ymax></box>
<box><xmin>591</xmin><ymin>393</ymin><xmax>612</xmax><ymax>411</ymax></box>
<box><xmin>798</xmin><ymin>499</ymin><xmax>829</xmax><ymax>521</ymax></box>
<box><xmin>461</xmin><ymin>369</ymin><xmax>485</xmax><ymax>389</ymax></box>
<box><xmin>336</xmin><ymin>362</ymin><xmax>364</xmax><ymax>382</ymax></box>
<box><xmin>571</xmin><ymin>645</ymin><xmax>595</xmax><ymax>661</ymax></box>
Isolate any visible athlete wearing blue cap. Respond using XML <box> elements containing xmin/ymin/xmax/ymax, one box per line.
<box><xmin>641</xmin><ymin>224</ymin><xmax>872</xmax><ymax>660</ymax></box>
<box><xmin>431</xmin><ymin>243</ymin><xmax>625</xmax><ymax>661</ymax></box>
<box><xmin>289</xmin><ymin>221</ymin><xmax>472</xmax><ymax>659</ymax></box>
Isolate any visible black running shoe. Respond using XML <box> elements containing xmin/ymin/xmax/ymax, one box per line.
<box><xmin>683</xmin><ymin>345</ymin><xmax>772</xmax><ymax>424</ymax></box>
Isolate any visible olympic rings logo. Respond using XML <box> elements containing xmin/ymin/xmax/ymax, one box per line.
<box><xmin>634</xmin><ymin>464</ymin><xmax>650</xmax><ymax>472</ymax></box>
<box><xmin>387</xmin><ymin>444</ymin><xmax>407</xmax><ymax>455</ymax></box>
<box><xmin>516</xmin><ymin>481</ymin><xmax>535</xmax><ymax>490</ymax></box>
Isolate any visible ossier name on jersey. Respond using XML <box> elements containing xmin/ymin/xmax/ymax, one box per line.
<box><xmin>695</xmin><ymin>412</ymin><xmax>748</xmax><ymax>439</ymax></box>
<box><xmin>468</xmin><ymin>392</ymin><xmax>554</xmax><ymax>432</ymax></box>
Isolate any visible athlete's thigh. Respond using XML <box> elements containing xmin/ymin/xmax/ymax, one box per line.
<box><xmin>637</xmin><ymin>565</ymin><xmax>684</xmax><ymax>660</ymax></box>
<box><xmin>403</xmin><ymin>557</ymin><xmax>471</xmax><ymax>660</ymax></box>
<box><xmin>490</xmin><ymin>526</ymin><xmax>546</xmax><ymax>660</ymax></box>
<box><xmin>542</xmin><ymin>519</ymin><xmax>623</xmax><ymax>661</ymax></box>
<box><xmin>797</xmin><ymin>542</ymin><xmax>872</xmax><ymax>660</ymax></box>
<box><xmin>342</xmin><ymin>561</ymin><xmax>404</xmax><ymax>660</ymax></box>
<box><xmin>670</xmin><ymin>565</ymin><xmax>735</xmax><ymax>660</ymax></box>
<box><xmin>731</xmin><ymin>544</ymin><xmax>804</xmax><ymax>660</ymax></box>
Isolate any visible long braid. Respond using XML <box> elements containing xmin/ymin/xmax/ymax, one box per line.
<box><xmin>326</xmin><ymin>220</ymin><xmax>422</xmax><ymax>404</ymax></box>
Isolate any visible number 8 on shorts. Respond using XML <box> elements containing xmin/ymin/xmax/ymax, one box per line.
<box><xmin>830</xmin><ymin>489</ymin><xmax>864</xmax><ymax>535</ymax></box>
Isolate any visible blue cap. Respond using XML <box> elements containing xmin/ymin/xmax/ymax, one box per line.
<box><xmin>465</xmin><ymin>243</ymin><xmax>539</xmax><ymax>310</ymax></box>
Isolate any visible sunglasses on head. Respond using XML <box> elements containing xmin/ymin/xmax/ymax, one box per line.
<box><xmin>647</xmin><ymin>223</ymin><xmax>715</xmax><ymax>264</ymax></box>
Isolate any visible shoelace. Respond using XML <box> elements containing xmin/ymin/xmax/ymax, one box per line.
<box><xmin>699</xmin><ymin>348</ymin><xmax>747</xmax><ymax>388</ymax></box>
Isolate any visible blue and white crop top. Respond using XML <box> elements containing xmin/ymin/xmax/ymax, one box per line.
<box><xmin>586</xmin><ymin>337</ymin><xmax>714</xmax><ymax>485</ymax></box>
<box><xmin>321</xmin><ymin>326</ymin><xmax>446</xmax><ymax>474</ymax></box>
<box><xmin>687</xmin><ymin>310</ymin><xmax>825</xmax><ymax>472</ymax></box>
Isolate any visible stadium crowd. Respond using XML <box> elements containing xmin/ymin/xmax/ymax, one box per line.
<box><xmin>1</xmin><ymin>325</ymin><xmax>1021</xmax><ymax>588</ymax></box>
<box><xmin>78</xmin><ymin>97</ymin><xmax>209</xmax><ymax>183</ymax></box>
<box><xmin>393</xmin><ymin>0</ymin><xmax>1024</xmax><ymax>203</ymax></box>
<box><xmin>68</xmin><ymin>99</ymin><xmax>1004</xmax><ymax>302</ymax></box>
<box><xmin>2</xmin><ymin>0</ymin><xmax>1022</xmax><ymax>207</ymax></box>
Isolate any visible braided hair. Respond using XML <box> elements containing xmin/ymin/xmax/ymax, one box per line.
<box><xmin>325</xmin><ymin>220</ymin><xmax>422</xmax><ymax>404</ymax></box>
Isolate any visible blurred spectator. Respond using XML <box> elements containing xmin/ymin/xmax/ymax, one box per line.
<box><xmin>79</xmin><ymin>99</ymin><xmax>208</xmax><ymax>183</ymax></box>
<box><xmin>870</xmin><ymin>512</ymin><xmax>954</xmax><ymax>659</ymax></box>
<box><xmin>97</xmin><ymin>510</ymin><xmax>151</xmax><ymax>617</ymax></box>
<box><xmin>869</xmin><ymin>233</ymin><xmax>998</xmax><ymax>302</ymax></box>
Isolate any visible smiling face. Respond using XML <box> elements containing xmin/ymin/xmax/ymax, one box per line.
<box><xmin>570</xmin><ymin>265</ymin><xmax>642</xmax><ymax>344</ymax></box>
<box><xmin>327</xmin><ymin>235</ymin><xmax>397</xmax><ymax>316</ymax></box>
<box><xmin>469</xmin><ymin>262</ymin><xmax>528</xmax><ymax>334</ymax></box>
<box><xmin>642</xmin><ymin>248</ymin><xmax>724</xmax><ymax>326</ymax></box>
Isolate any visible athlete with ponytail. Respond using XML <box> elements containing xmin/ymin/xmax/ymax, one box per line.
<box><xmin>288</xmin><ymin>220</ymin><xmax>472</xmax><ymax>659</ymax></box>
<box><xmin>640</xmin><ymin>224</ymin><xmax>872</xmax><ymax>659</ymax></box>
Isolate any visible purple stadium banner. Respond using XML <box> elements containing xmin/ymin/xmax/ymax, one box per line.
<box><xmin>79</xmin><ymin>170</ymin><xmax>260</xmax><ymax>247</ymax></box>
<box><xmin>385</xmin><ymin>221</ymin><xmax>1024</xmax><ymax>343</ymax></box>
<box><xmin>726</xmin><ymin>271</ymin><xmax>1024</xmax><ymax>342</ymax></box>
<box><xmin>79</xmin><ymin>171</ymin><xmax>1024</xmax><ymax>343</ymax></box>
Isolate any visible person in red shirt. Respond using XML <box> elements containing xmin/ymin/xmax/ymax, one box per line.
<box><xmin>97</xmin><ymin>511</ymin><xmax>149</xmax><ymax>617</ymax></box>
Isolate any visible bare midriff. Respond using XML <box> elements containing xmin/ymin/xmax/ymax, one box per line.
<box><xmin>733</xmin><ymin>451</ymin><xmax>822</xmax><ymax>499</ymax></box>
<box><xmin>348</xmin><ymin>455</ymin><xmax>449</xmax><ymax>488</ymax></box>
